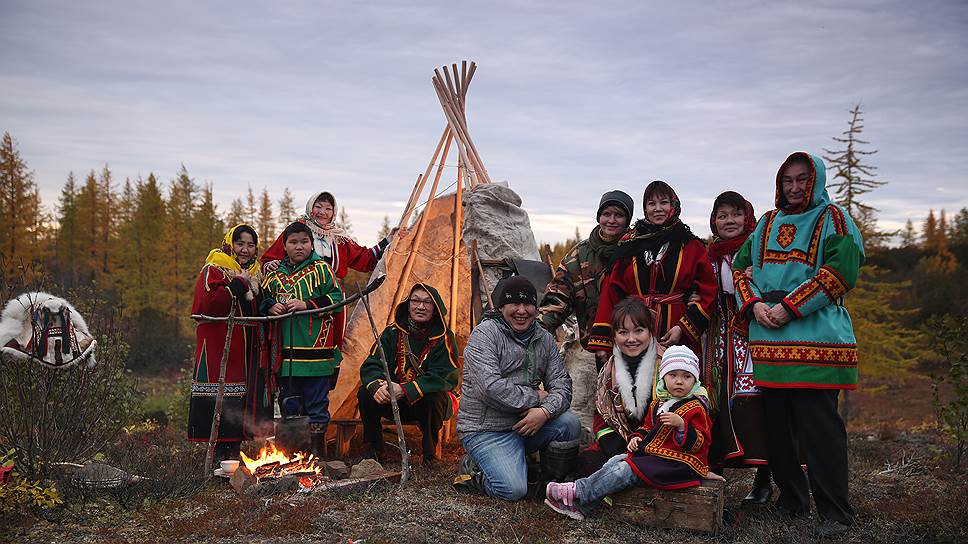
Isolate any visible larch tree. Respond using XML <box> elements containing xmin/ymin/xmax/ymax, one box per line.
<box><xmin>74</xmin><ymin>169</ymin><xmax>117</xmax><ymax>283</ymax></box>
<box><xmin>193</xmin><ymin>182</ymin><xmax>225</xmax><ymax>255</ymax></box>
<box><xmin>336</xmin><ymin>207</ymin><xmax>353</xmax><ymax>236</ymax></box>
<box><xmin>900</xmin><ymin>219</ymin><xmax>918</xmax><ymax>248</ymax></box>
<box><xmin>227</xmin><ymin>197</ymin><xmax>245</xmax><ymax>227</ymax></box>
<box><xmin>923</xmin><ymin>210</ymin><xmax>939</xmax><ymax>251</ymax></box>
<box><xmin>823</xmin><ymin>103</ymin><xmax>890</xmax><ymax>251</ymax></box>
<box><xmin>257</xmin><ymin>187</ymin><xmax>274</xmax><ymax>247</ymax></box>
<box><xmin>0</xmin><ymin>132</ymin><xmax>44</xmax><ymax>276</ymax></box>
<box><xmin>245</xmin><ymin>186</ymin><xmax>257</xmax><ymax>226</ymax></box>
<box><xmin>950</xmin><ymin>208</ymin><xmax>968</xmax><ymax>247</ymax></box>
<box><xmin>161</xmin><ymin>166</ymin><xmax>199</xmax><ymax>329</ymax></box>
<box><xmin>95</xmin><ymin>165</ymin><xmax>118</xmax><ymax>277</ymax></box>
<box><xmin>377</xmin><ymin>215</ymin><xmax>391</xmax><ymax>240</ymax></box>
<box><xmin>54</xmin><ymin>172</ymin><xmax>82</xmax><ymax>286</ymax></box>
<box><xmin>116</xmin><ymin>174</ymin><xmax>167</xmax><ymax>315</ymax></box>
<box><xmin>277</xmin><ymin>187</ymin><xmax>297</xmax><ymax>230</ymax></box>
<box><xmin>920</xmin><ymin>208</ymin><xmax>959</xmax><ymax>275</ymax></box>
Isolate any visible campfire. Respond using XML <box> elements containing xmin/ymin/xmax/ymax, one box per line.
<box><xmin>239</xmin><ymin>443</ymin><xmax>321</xmax><ymax>484</ymax></box>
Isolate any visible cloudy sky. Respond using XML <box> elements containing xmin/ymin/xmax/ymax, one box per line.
<box><xmin>2</xmin><ymin>0</ymin><xmax>966</xmax><ymax>245</ymax></box>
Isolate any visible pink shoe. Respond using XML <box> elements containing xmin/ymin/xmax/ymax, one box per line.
<box><xmin>544</xmin><ymin>482</ymin><xmax>585</xmax><ymax>520</ymax></box>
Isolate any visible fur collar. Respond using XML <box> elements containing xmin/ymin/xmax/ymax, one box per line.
<box><xmin>611</xmin><ymin>340</ymin><xmax>657</xmax><ymax>421</ymax></box>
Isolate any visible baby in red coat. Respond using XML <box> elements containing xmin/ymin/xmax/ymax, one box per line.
<box><xmin>545</xmin><ymin>345</ymin><xmax>722</xmax><ymax>520</ymax></box>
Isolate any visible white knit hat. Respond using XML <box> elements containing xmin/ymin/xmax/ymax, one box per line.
<box><xmin>658</xmin><ymin>345</ymin><xmax>700</xmax><ymax>381</ymax></box>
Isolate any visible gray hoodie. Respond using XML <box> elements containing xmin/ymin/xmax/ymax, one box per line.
<box><xmin>457</xmin><ymin>312</ymin><xmax>573</xmax><ymax>434</ymax></box>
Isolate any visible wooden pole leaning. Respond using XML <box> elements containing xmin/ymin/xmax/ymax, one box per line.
<box><xmin>204</xmin><ymin>304</ymin><xmax>236</xmax><ymax>478</ymax></box>
<box><xmin>399</xmin><ymin>127</ymin><xmax>450</xmax><ymax>230</ymax></box>
<box><xmin>358</xmin><ymin>284</ymin><xmax>410</xmax><ymax>486</ymax></box>
<box><xmin>449</xmin><ymin>164</ymin><xmax>465</xmax><ymax>333</ymax></box>
<box><xmin>431</xmin><ymin>74</ymin><xmax>490</xmax><ymax>185</ymax></box>
<box><xmin>387</xmin><ymin>132</ymin><xmax>453</xmax><ymax>325</ymax></box>
<box><xmin>432</xmin><ymin>79</ymin><xmax>480</xmax><ymax>186</ymax></box>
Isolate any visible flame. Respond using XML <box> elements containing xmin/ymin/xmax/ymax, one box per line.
<box><xmin>239</xmin><ymin>442</ymin><xmax>321</xmax><ymax>479</ymax></box>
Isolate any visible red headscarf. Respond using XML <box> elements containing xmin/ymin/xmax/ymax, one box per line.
<box><xmin>707</xmin><ymin>191</ymin><xmax>755</xmax><ymax>262</ymax></box>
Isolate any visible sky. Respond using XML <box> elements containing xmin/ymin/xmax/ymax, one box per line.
<box><xmin>2</xmin><ymin>0</ymin><xmax>966</xmax><ymax>246</ymax></box>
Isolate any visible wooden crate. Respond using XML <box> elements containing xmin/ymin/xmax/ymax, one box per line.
<box><xmin>608</xmin><ymin>479</ymin><xmax>725</xmax><ymax>534</ymax></box>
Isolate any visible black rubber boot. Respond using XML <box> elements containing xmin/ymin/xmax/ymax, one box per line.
<box><xmin>309</xmin><ymin>424</ymin><xmax>327</xmax><ymax>460</ymax></box>
<box><xmin>743</xmin><ymin>466</ymin><xmax>773</xmax><ymax>506</ymax></box>
<box><xmin>540</xmin><ymin>438</ymin><xmax>580</xmax><ymax>481</ymax></box>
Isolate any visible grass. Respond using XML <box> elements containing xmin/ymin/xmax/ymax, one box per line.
<box><xmin>3</xmin><ymin>377</ymin><xmax>968</xmax><ymax>543</ymax></box>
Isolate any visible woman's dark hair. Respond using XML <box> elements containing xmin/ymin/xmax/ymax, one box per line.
<box><xmin>643</xmin><ymin>180</ymin><xmax>675</xmax><ymax>205</ymax></box>
<box><xmin>712</xmin><ymin>192</ymin><xmax>747</xmax><ymax>215</ymax></box>
<box><xmin>282</xmin><ymin>221</ymin><xmax>313</xmax><ymax>243</ymax></box>
<box><xmin>611</xmin><ymin>297</ymin><xmax>656</xmax><ymax>337</ymax></box>
<box><xmin>314</xmin><ymin>192</ymin><xmax>336</xmax><ymax>208</ymax></box>
<box><xmin>231</xmin><ymin>225</ymin><xmax>258</xmax><ymax>246</ymax></box>
<box><xmin>781</xmin><ymin>154</ymin><xmax>813</xmax><ymax>175</ymax></box>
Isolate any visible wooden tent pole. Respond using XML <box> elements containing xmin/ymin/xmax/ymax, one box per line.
<box><xmin>449</xmin><ymin>163</ymin><xmax>465</xmax><ymax>333</ymax></box>
<box><xmin>432</xmin><ymin>76</ymin><xmax>490</xmax><ymax>186</ymax></box>
<box><xmin>432</xmin><ymin>80</ymin><xmax>482</xmax><ymax>186</ymax></box>
<box><xmin>387</xmin><ymin>132</ymin><xmax>453</xmax><ymax>325</ymax></box>
<box><xmin>399</xmin><ymin>127</ymin><xmax>449</xmax><ymax>229</ymax></box>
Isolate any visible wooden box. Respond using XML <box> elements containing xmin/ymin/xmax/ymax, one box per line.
<box><xmin>608</xmin><ymin>479</ymin><xmax>725</xmax><ymax>534</ymax></box>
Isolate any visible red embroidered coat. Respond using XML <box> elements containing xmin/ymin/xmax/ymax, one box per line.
<box><xmin>589</xmin><ymin>238</ymin><xmax>717</xmax><ymax>356</ymax></box>
<box><xmin>625</xmin><ymin>397</ymin><xmax>712</xmax><ymax>484</ymax></box>
<box><xmin>188</xmin><ymin>265</ymin><xmax>268</xmax><ymax>441</ymax></box>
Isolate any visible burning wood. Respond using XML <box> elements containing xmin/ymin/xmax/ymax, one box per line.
<box><xmin>240</xmin><ymin>443</ymin><xmax>321</xmax><ymax>481</ymax></box>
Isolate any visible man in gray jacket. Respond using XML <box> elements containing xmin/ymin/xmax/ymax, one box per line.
<box><xmin>456</xmin><ymin>275</ymin><xmax>581</xmax><ymax>501</ymax></box>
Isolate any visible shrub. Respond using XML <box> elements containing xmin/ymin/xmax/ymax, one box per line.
<box><xmin>929</xmin><ymin>314</ymin><xmax>968</xmax><ymax>470</ymax></box>
<box><xmin>0</xmin><ymin>284</ymin><xmax>139</xmax><ymax>480</ymax></box>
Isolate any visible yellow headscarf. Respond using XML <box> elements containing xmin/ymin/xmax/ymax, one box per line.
<box><xmin>203</xmin><ymin>224</ymin><xmax>261</xmax><ymax>275</ymax></box>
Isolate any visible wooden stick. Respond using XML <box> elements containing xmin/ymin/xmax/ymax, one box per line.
<box><xmin>387</xmin><ymin>132</ymin><xmax>453</xmax><ymax>324</ymax></box>
<box><xmin>461</xmin><ymin>61</ymin><xmax>469</xmax><ymax>100</ymax></box>
<box><xmin>451</xmin><ymin>63</ymin><xmax>463</xmax><ymax>111</ymax></box>
<box><xmin>432</xmin><ymin>76</ymin><xmax>490</xmax><ymax>185</ymax></box>
<box><xmin>204</xmin><ymin>304</ymin><xmax>236</xmax><ymax>478</ymax></box>
<box><xmin>472</xmin><ymin>240</ymin><xmax>494</xmax><ymax>310</ymax></box>
<box><xmin>449</xmin><ymin>163</ymin><xmax>465</xmax><ymax>333</ymax></box>
<box><xmin>399</xmin><ymin>173</ymin><xmax>423</xmax><ymax>230</ymax></box>
<box><xmin>193</xmin><ymin>275</ymin><xmax>387</xmax><ymax>323</ymax></box>
<box><xmin>399</xmin><ymin>127</ymin><xmax>449</xmax><ymax>229</ymax></box>
<box><xmin>432</xmin><ymin>80</ymin><xmax>481</xmax><ymax>186</ymax></box>
<box><xmin>358</xmin><ymin>285</ymin><xmax>410</xmax><ymax>487</ymax></box>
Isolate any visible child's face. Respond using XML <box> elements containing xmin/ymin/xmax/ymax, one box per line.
<box><xmin>284</xmin><ymin>231</ymin><xmax>313</xmax><ymax>264</ymax></box>
<box><xmin>663</xmin><ymin>369</ymin><xmax>696</xmax><ymax>398</ymax></box>
<box><xmin>614</xmin><ymin>315</ymin><xmax>651</xmax><ymax>358</ymax></box>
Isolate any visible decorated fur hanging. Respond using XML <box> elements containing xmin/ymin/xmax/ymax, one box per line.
<box><xmin>0</xmin><ymin>292</ymin><xmax>96</xmax><ymax>369</ymax></box>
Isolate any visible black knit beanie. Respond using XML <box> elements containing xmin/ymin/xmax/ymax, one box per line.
<box><xmin>492</xmin><ymin>275</ymin><xmax>537</xmax><ymax>308</ymax></box>
<box><xmin>597</xmin><ymin>190</ymin><xmax>634</xmax><ymax>223</ymax></box>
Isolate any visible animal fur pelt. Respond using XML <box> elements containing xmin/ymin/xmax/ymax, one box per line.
<box><xmin>0</xmin><ymin>292</ymin><xmax>96</xmax><ymax>369</ymax></box>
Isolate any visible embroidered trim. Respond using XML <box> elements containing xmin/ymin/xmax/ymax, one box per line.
<box><xmin>750</xmin><ymin>342</ymin><xmax>859</xmax><ymax>365</ymax></box>
<box><xmin>762</xmin><ymin>209</ymin><xmax>828</xmax><ymax>267</ymax></box>
<box><xmin>191</xmin><ymin>382</ymin><xmax>246</xmax><ymax>397</ymax></box>
<box><xmin>733</xmin><ymin>269</ymin><xmax>758</xmax><ymax>307</ymax></box>
<box><xmin>816</xmin><ymin>265</ymin><xmax>849</xmax><ymax>299</ymax></box>
<box><xmin>776</xmin><ymin>224</ymin><xmax>797</xmax><ymax>248</ymax></box>
<box><xmin>757</xmin><ymin>211</ymin><xmax>778</xmax><ymax>266</ymax></box>
<box><xmin>679</xmin><ymin>316</ymin><xmax>701</xmax><ymax>343</ymax></box>
<box><xmin>829</xmin><ymin>205</ymin><xmax>848</xmax><ymax>235</ymax></box>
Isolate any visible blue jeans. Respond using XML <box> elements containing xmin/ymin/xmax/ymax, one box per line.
<box><xmin>575</xmin><ymin>453</ymin><xmax>639</xmax><ymax>515</ymax></box>
<box><xmin>461</xmin><ymin>410</ymin><xmax>581</xmax><ymax>501</ymax></box>
<box><xmin>278</xmin><ymin>375</ymin><xmax>331</xmax><ymax>425</ymax></box>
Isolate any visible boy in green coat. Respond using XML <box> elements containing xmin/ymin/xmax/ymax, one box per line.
<box><xmin>261</xmin><ymin>222</ymin><xmax>344</xmax><ymax>456</ymax></box>
<box><xmin>358</xmin><ymin>283</ymin><xmax>459</xmax><ymax>463</ymax></box>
